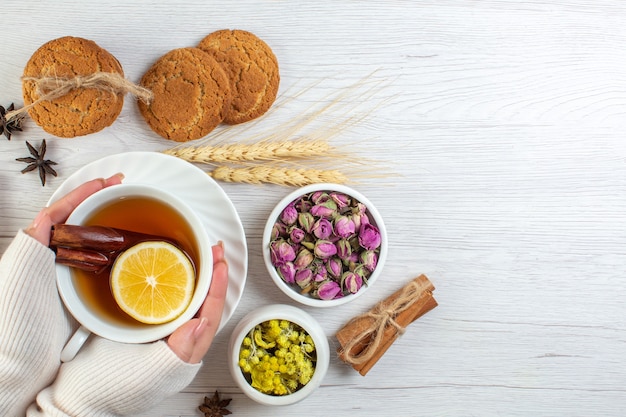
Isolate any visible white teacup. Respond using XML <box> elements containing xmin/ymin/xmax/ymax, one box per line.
<box><xmin>56</xmin><ymin>183</ymin><xmax>213</xmax><ymax>362</ymax></box>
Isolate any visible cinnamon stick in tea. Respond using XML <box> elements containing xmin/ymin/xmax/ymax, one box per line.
<box><xmin>50</xmin><ymin>224</ymin><xmax>173</xmax><ymax>273</ymax></box>
<box><xmin>336</xmin><ymin>274</ymin><xmax>437</xmax><ymax>376</ymax></box>
<box><xmin>54</xmin><ymin>246</ymin><xmax>110</xmax><ymax>273</ymax></box>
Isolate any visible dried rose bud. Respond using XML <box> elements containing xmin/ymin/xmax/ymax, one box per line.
<box><xmin>334</xmin><ymin>215</ymin><xmax>356</xmax><ymax>239</ymax></box>
<box><xmin>351</xmin><ymin>204</ymin><xmax>369</xmax><ymax>229</ymax></box>
<box><xmin>353</xmin><ymin>263</ymin><xmax>371</xmax><ymax>282</ymax></box>
<box><xmin>312</xmin><ymin>218</ymin><xmax>333</xmax><ymax>240</ymax></box>
<box><xmin>294</xmin><ymin>248</ymin><xmax>314</xmax><ymax>270</ymax></box>
<box><xmin>358</xmin><ymin>223</ymin><xmax>381</xmax><ymax>250</ymax></box>
<box><xmin>311</xmin><ymin>191</ymin><xmax>329</xmax><ymax>205</ymax></box>
<box><xmin>277</xmin><ymin>262</ymin><xmax>296</xmax><ymax>284</ymax></box>
<box><xmin>310</xmin><ymin>200</ymin><xmax>337</xmax><ymax>218</ymax></box>
<box><xmin>330</xmin><ymin>192</ymin><xmax>351</xmax><ymax>209</ymax></box>
<box><xmin>360</xmin><ymin>250</ymin><xmax>378</xmax><ymax>272</ymax></box>
<box><xmin>326</xmin><ymin>257</ymin><xmax>343</xmax><ymax>278</ymax></box>
<box><xmin>316</xmin><ymin>280</ymin><xmax>341</xmax><ymax>300</ymax></box>
<box><xmin>312</xmin><ymin>262</ymin><xmax>327</xmax><ymax>282</ymax></box>
<box><xmin>270</xmin><ymin>239</ymin><xmax>296</xmax><ymax>266</ymax></box>
<box><xmin>336</xmin><ymin>239</ymin><xmax>352</xmax><ymax>261</ymax></box>
<box><xmin>295</xmin><ymin>197</ymin><xmax>312</xmax><ymax>213</ymax></box>
<box><xmin>289</xmin><ymin>227</ymin><xmax>306</xmax><ymax>244</ymax></box>
<box><xmin>314</xmin><ymin>240</ymin><xmax>337</xmax><ymax>259</ymax></box>
<box><xmin>295</xmin><ymin>268</ymin><xmax>313</xmax><ymax>288</ymax></box>
<box><xmin>280</xmin><ymin>202</ymin><xmax>298</xmax><ymax>226</ymax></box>
<box><xmin>352</xmin><ymin>202</ymin><xmax>367</xmax><ymax>215</ymax></box>
<box><xmin>359</xmin><ymin>212</ymin><xmax>371</xmax><ymax>227</ymax></box>
<box><xmin>298</xmin><ymin>212</ymin><xmax>315</xmax><ymax>234</ymax></box>
<box><xmin>341</xmin><ymin>271</ymin><xmax>363</xmax><ymax>294</ymax></box>
<box><xmin>350</xmin><ymin>212</ymin><xmax>362</xmax><ymax>233</ymax></box>
<box><xmin>271</xmin><ymin>221</ymin><xmax>288</xmax><ymax>240</ymax></box>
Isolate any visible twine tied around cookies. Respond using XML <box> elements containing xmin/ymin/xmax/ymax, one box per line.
<box><xmin>4</xmin><ymin>72</ymin><xmax>153</xmax><ymax>122</ymax></box>
<box><xmin>336</xmin><ymin>274</ymin><xmax>437</xmax><ymax>375</ymax></box>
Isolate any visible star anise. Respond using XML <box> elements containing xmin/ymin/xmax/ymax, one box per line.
<box><xmin>16</xmin><ymin>139</ymin><xmax>58</xmax><ymax>186</ymax></box>
<box><xmin>199</xmin><ymin>390</ymin><xmax>232</xmax><ymax>417</ymax></box>
<box><xmin>0</xmin><ymin>103</ymin><xmax>24</xmax><ymax>140</ymax></box>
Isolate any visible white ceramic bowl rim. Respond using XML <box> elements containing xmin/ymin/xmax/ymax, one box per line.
<box><xmin>262</xmin><ymin>183</ymin><xmax>388</xmax><ymax>307</ymax></box>
<box><xmin>228</xmin><ymin>304</ymin><xmax>330</xmax><ymax>406</ymax></box>
<box><xmin>56</xmin><ymin>183</ymin><xmax>213</xmax><ymax>343</ymax></box>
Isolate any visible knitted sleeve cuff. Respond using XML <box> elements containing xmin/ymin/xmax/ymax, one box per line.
<box><xmin>30</xmin><ymin>338</ymin><xmax>201</xmax><ymax>417</ymax></box>
<box><xmin>0</xmin><ymin>230</ymin><xmax>73</xmax><ymax>416</ymax></box>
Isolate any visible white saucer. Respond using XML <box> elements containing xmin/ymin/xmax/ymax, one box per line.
<box><xmin>48</xmin><ymin>151</ymin><xmax>248</xmax><ymax>333</ymax></box>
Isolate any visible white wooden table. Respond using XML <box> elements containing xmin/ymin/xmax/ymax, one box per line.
<box><xmin>1</xmin><ymin>1</ymin><xmax>625</xmax><ymax>416</ymax></box>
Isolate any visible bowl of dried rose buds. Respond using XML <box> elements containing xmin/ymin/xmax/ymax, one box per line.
<box><xmin>228</xmin><ymin>304</ymin><xmax>330</xmax><ymax>405</ymax></box>
<box><xmin>262</xmin><ymin>183</ymin><xmax>387</xmax><ymax>307</ymax></box>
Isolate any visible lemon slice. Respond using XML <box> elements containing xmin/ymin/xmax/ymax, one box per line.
<box><xmin>111</xmin><ymin>241</ymin><xmax>195</xmax><ymax>324</ymax></box>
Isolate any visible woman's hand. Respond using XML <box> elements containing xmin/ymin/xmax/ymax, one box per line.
<box><xmin>167</xmin><ymin>242</ymin><xmax>229</xmax><ymax>363</ymax></box>
<box><xmin>24</xmin><ymin>173</ymin><xmax>124</xmax><ymax>246</ymax></box>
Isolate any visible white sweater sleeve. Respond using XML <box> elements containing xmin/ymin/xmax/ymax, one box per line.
<box><xmin>29</xmin><ymin>337</ymin><xmax>201</xmax><ymax>417</ymax></box>
<box><xmin>0</xmin><ymin>230</ymin><xmax>74</xmax><ymax>416</ymax></box>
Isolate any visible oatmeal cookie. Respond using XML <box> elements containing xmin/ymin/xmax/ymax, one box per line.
<box><xmin>22</xmin><ymin>36</ymin><xmax>124</xmax><ymax>138</ymax></box>
<box><xmin>137</xmin><ymin>47</ymin><xmax>231</xmax><ymax>142</ymax></box>
<box><xmin>198</xmin><ymin>29</ymin><xmax>279</xmax><ymax>124</ymax></box>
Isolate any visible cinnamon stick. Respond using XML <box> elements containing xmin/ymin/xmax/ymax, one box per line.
<box><xmin>55</xmin><ymin>246</ymin><xmax>110</xmax><ymax>273</ymax></box>
<box><xmin>336</xmin><ymin>274</ymin><xmax>437</xmax><ymax>376</ymax></box>
<box><xmin>50</xmin><ymin>224</ymin><xmax>173</xmax><ymax>272</ymax></box>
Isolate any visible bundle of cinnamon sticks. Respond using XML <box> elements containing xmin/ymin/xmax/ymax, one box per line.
<box><xmin>336</xmin><ymin>274</ymin><xmax>437</xmax><ymax>376</ymax></box>
<box><xmin>49</xmin><ymin>224</ymin><xmax>172</xmax><ymax>273</ymax></box>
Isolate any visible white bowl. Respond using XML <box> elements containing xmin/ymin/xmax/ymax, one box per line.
<box><xmin>228</xmin><ymin>304</ymin><xmax>330</xmax><ymax>406</ymax></box>
<box><xmin>262</xmin><ymin>183</ymin><xmax>387</xmax><ymax>307</ymax></box>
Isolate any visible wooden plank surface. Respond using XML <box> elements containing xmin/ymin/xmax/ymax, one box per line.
<box><xmin>0</xmin><ymin>1</ymin><xmax>625</xmax><ymax>416</ymax></box>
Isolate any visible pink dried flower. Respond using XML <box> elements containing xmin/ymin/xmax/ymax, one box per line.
<box><xmin>330</xmin><ymin>191</ymin><xmax>351</xmax><ymax>209</ymax></box>
<box><xmin>314</xmin><ymin>240</ymin><xmax>337</xmax><ymax>259</ymax></box>
<box><xmin>326</xmin><ymin>257</ymin><xmax>343</xmax><ymax>278</ymax></box>
<box><xmin>312</xmin><ymin>218</ymin><xmax>333</xmax><ymax>240</ymax></box>
<box><xmin>316</xmin><ymin>280</ymin><xmax>341</xmax><ymax>300</ymax></box>
<box><xmin>341</xmin><ymin>271</ymin><xmax>363</xmax><ymax>294</ymax></box>
<box><xmin>294</xmin><ymin>248</ymin><xmax>314</xmax><ymax>270</ymax></box>
<box><xmin>310</xmin><ymin>200</ymin><xmax>337</xmax><ymax>218</ymax></box>
<box><xmin>336</xmin><ymin>239</ymin><xmax>352</xmax><ymax>261</ymax></box>
<box><xmin>334</xmin><ymin>216</ymin><xmax>356</xmax><ymax>239</ymax></box>
<box><xmin>358</xmin><ymin>223</ymin><xmax>381</xmax><ymax>251</ymax></box>
<box><xmin>298</xmin><ymin>212</ymin><xmax>315</xmax><ymax>233</ymax></box>
<box><xmin>360</xmin><ymin>250</ymin><xmax>378</xmax><ymax>272</ymax></box>
<box><xmin>289</xmin><ymin>227</ymin><xmax>306</xmax><ymax>244</ymax></box>
<box><xmin>270</xmin><ymin>239</ymin><xmax>296</xmax><ymax>265</ymax></box>
<box><xmin>277</xmin><ymin>262</ymin><xmax>296</xmax><ymax>284</ymax></box>
<box><xmin>280</xmin><ymin>202</ymin><xmax>298</xmax><ymax>226</ymax></box>
<box><xmin>295</xmin><ymin>268</ymin><xmax>313</xmax><ymax>288</ymax></box>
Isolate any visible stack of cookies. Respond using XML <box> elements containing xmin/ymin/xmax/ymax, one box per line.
<box><xmin>20</xmin><ymin>30</ymin><xmax>279</xmax><ymax>141</ymax></box>
<box><xmin>138</xmin><ymin>29</ymin><xmax>280</xmax><ymax>142</ymax></box>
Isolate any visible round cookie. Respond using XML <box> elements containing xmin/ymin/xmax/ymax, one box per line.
<box><xmin>198</xmin><ymin>29</ymin><xmax>279</xmax><ymax>125</ymax></box>
<box><xmin>22</xmin><ymin>36</ymin><xmax>124</xmax><ymax>138</ymax></box>
<box><xmin>138</xmin><ymin>47</ymin><xmax>231</xmax><ymax>142</ymax></box>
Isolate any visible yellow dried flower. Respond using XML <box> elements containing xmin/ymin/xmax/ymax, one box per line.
<box><xmin>238</xmin><ymin>319</ymin><xmax>317</xmax><ymax>396</ymax></box>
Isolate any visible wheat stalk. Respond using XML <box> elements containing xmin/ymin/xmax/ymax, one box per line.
<box><xmin>163</xmin><ymin>139</ymin><xmax>341</xmax><ymax>164</ymax></box>
<box><xmin>162</xmin><ymin>74</ymin><xmax>394</xmax><ymax>186</ymax></box>
<box><xmin>208</xmin><ymin>166</ymin><xmax>350</xmax><ymax>187</ymax></box>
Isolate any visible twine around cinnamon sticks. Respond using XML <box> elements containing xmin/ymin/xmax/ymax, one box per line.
<box><xmin>336</xmin><ymin>274</ymin><xmax>437</xmax><ymax>376</ymax></box>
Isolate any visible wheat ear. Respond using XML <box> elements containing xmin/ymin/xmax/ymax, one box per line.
<box><xmin>208</xmin><ymin>166</ymin><xmax>350</xmax><ymax>186</ymax></box>
<box><xmin>163</xmin><ymin>139</ymin><xmax>338</xmax><ymax>164</ymax></box>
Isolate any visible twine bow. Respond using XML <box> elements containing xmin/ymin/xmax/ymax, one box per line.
<box><xmin>5</xmin><ymin>72</ymin><xmax>153</xmax><ymax>122</ymax></box>
<box><xmin>339</xmin><ymin>278</ymin><xmax>432</xmax><ymax>366</ymax></box>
